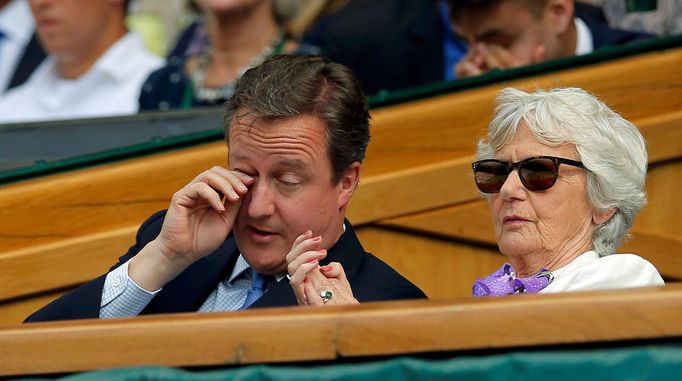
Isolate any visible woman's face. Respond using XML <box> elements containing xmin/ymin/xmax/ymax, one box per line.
<box><xmin>490</xmin><ymin>123</ymin><xmax>598</xmax><ymax>272</ymax></box>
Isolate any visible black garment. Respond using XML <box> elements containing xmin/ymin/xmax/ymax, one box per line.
<box><xmin>25</xmin><ymin>211</ymin><xmax>426</xmax><ymax>322</ymax></box>
<box><xmin>138</xmin><ymin>34</ymin><xmax>316</xmax><ymax>112</ymax></box>
<box><xmin>302</xmin><ymin>0</ymin><xmax>444</xmax><ymax>96</ymax></box>
<box><xmin>576</xmin><ymin>2</ymin><xmax>655</xmax><ymax>48</ymax></box>
<box><xmin>6</xmin><ymin>32</ymin><xmax>46</xmax><ymax>91</ymax></box>
<box><xmin>138</xmin><ymin>56</ymin><xmax>207</xmax><ymax>111</ymax></box>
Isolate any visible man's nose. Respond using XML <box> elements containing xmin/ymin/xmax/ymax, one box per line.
<box><xmin>245</xmin><ymin>179</ymin><xmax>276</xmax><ymax>219</ymax></box>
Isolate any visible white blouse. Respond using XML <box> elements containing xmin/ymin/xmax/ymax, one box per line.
<box><xmin>540</xmin><ymin>251</ymin><xmax>664</xmax><ymax>293</ymax></box>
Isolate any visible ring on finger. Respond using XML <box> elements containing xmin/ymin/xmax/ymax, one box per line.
<box><xmin>320</xmin><ymin>290</ymin><xmax>333</xmax><ymax>304</ymax></box>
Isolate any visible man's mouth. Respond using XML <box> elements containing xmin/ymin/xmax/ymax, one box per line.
<box><xmin>248</xmin><ymin>225</ymin><xmax>279</xmax><ymax>243</ymax></box>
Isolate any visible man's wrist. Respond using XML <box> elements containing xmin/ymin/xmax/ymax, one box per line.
<box><xmin>128</xmin><ymin>240</ymin><xmax>189</xmax><ymax>291</ymax></box>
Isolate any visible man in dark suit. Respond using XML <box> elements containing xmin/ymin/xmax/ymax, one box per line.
<box><xmin>448</xmin><ymin>0</ymin><xmax>654</xmax><ymax>78</ymax></box>
<box><xmin>25</xmin><ymin>55</ymin><xmax>426</xmax><ymax>323</ymax></box>
<box><xmin>302</xmin><ymin>0</ymin><xmax>468</xmax><ymax>95</ymax></box>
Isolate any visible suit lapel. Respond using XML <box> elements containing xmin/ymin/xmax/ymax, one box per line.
<box><xmin>142</xmin><ymin>238</ymin><xmax>240</xmax><ymax>314</ymax></box>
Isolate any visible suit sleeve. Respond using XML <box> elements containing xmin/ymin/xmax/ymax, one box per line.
<box><xmin>24</xmin><ymin>211</ymin><xmax>168</xmax><ymax>323</ymax></box>
<box><xmin>353</xmin><ymin>254</ymin><xmax>428</xmax><ymax>302</ymax></box>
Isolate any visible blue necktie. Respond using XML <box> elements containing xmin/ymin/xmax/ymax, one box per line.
<box><xmin>240</xmin><ymin>269</ymin><xmax>269</xmax><ymax>309</ymax></box>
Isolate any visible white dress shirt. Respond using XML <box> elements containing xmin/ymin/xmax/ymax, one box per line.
<box><xmin>541</xmin><ymin>251</ymin><xmax>664</xmax><ymax>293</ymax></box>
<box><xmin>0</xmin><ymin>31</ymin><xmax>162</xmax><ymax>123</ymax></box>
<box><xmin>0</xmin><ymin>0</ymin><xmax>35</xmax><ymax>93</ymax></box>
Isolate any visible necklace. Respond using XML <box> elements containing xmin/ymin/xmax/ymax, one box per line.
<box><xmin>190</xmin><ymin>31</ymin><xmax>286</xmax><ymax>103</ymax></box>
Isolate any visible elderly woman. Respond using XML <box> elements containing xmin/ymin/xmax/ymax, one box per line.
<box><xmin>285</xmin><ymin>86</ymin><xmax>665</xmax><ymax>305</ymax></box>
<box><xmin>471</xmin><ymin>87</ymin><xmax>664</xmax><ymax>296</ymax></box>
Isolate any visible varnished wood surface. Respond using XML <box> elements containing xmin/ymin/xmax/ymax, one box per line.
<box><xmin>0</xmin><ymin>284</ymin><xmax>679</xmax><ymax>377</ymax></box>
<box><xmin>1</xmin><ymin>47</ymin><xmax>682</xmax><ymax>323</ymax></box>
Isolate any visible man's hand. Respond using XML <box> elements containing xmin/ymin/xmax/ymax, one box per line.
<box><xmin>129</xmin><ymin>167</ymin><xmax>254</xmax><ymax>291</ymax></box>
<box><xmin>455</xmin><ymin>43</ymin><xmax>524</xmax><ymax>78</ymax></box>
<box><xmin>286</xmin><ymin>231</ymin><xmax>358</xmax><ymax>306</ymax></box>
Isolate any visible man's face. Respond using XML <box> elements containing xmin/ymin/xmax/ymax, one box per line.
<box><xmin>29</xmin><ymin>0</ymin><xmax>119</xmax><ymax>56</ymax></box>
<box><xmin>228</xmin><ymin>112</ymin><xmax>355</xmax><ymax>275</ymax></box>
<box><xmin>454</xmin><ymin>1</ymin><xmax>556</xmax><ymax>67</ymax></box>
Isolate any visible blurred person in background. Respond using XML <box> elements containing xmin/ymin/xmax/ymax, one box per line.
<box><xmin>301</xmin><ymin>0</ymin><xmax>468</xmax><ymax>95</ymax></box>
<box><xmin>139</xmin><ymin>0</ymin><xmax>308</xmax><ymax>111</ymax></box>
<box><xmin>0</xmin><ymin>0</ymin><xmax>45</xmax><ymax>94</ymax></box>
<box><xmin>0</xmin><ymin>0</ymin><xmax>162</xmax><ymax>123</ymax></box>
<box><xmin>599</xmin><ymin>0</ymin><xmax>682</xmax><ymax>37</ymax></box>
<box><xmin>449</xmin><ymin>0</ymin><xmax>654</xmax><ymax>78</ymax></box>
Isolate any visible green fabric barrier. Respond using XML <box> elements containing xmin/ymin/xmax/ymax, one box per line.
<box><xmin>14</xmin><ymin>344</ymin><xmax>682</xmax><ymax>381</ymax></box>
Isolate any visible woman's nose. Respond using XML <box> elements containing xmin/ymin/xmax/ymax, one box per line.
<box><xmin>499</xmin><ymin>170</ymin><xmax>526</xmax><ymax>199</ymax></box>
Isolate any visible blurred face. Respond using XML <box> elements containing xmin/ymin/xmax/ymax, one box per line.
<box><xmin>228</xmin><ymin>112</ymin><xmax>356</xmax><ymax>274</ymax></box>
<box><xmin>489</xmin><ymin>124</ymin><xmax>596</xmax><ymax>274</ymax></box>
<box><xmin>29</xmin><ymin>0</ymin><xmax>121</xmax><ymax>56</ymax></box>
<box><xmin>454</xmin><ymin>0</ymin><xmax>571</xmax><ymax>66</ymax></box>
<box><xmin>194</xmin><ymin>0</ymin><xmax>264</xmax><ymax>15</ymax></box>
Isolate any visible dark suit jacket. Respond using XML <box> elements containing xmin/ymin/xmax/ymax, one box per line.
<box><xmin>302</xmin><ymin>0</ymin><xmax>444</xmax><ymax>95</ymax></box>
<box><xmin>26</xmin><ymin>211</ymin><xmax>426</xmax><ymax>322</ymax></box>
<box><xmin>576</xmin><ymin>2</ymin><xmax>654</xmax><ymax>48</ymax></box>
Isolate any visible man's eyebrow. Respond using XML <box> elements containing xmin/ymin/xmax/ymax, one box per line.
<box><xmin>476</xmin><ymin>29</ymin><xmax>510</xmax><ymax>42</ymax></box>
<box><xmin>275</xmin><ymin>159</ymin><xmax>309</xmax><ymax>172</ymax></box>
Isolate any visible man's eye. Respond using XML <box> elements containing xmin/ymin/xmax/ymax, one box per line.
<box><xmin>278</xmin><ymin>177</ymin><xmax>301</xmax><ymax>187</ymax></box>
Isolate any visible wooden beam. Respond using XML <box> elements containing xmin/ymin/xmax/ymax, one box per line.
<box><xmin>1</xmin><ymin>284</ymin><xmax>680</xmax><ymax>377</ymax></box>
<box><xmin>0</xmin><ymin>226</ymin><xmax>137</xmax><ymax>301</ymax></box>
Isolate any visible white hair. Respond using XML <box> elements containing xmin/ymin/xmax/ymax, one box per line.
<box><xmin>477</xmin><ymin>87</ymin><xmax>647</xmax><ymax>256</ymax></box>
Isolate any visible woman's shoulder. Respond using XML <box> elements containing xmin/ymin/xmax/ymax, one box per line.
<box><xmin>543</xmin><ymin>252</ymin><xmax>664</xmax><ymax>293</ymax></box>
<box><xmin>596</xmin><ymin>253</ymin><xmax>662</xmax><ymax>275</ymax></box>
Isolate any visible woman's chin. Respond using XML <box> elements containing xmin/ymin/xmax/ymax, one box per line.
<box><xmin>498</xmin><ymin>242</ymin><xmax>536</xmax><ymax>259</ymax></box>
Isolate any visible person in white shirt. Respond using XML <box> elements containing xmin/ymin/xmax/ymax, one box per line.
<box><xmin>0</xmin><ymin>0</ymin><xmax>161</xmax><ymax>123</ymax></box>
<box><xmin>447</xmin><ymin>0</ymin><xmax>654</xmax><ymax>78</ymax></box>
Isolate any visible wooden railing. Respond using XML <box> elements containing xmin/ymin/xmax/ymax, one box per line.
<box><xmin>1</xmin><ymin>284</ymin><xmax>679</xmax><ymax>377</ymax></box>
<box><xmin>1</xmin><ymin>47</ymin><xmax>682</xmax><ymax>324</ymax></box>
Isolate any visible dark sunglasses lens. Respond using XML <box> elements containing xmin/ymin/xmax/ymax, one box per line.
<box><xmin>474</xmin><ymin>161</ymin><xmax>508</xmax><ymax>193</ymax></box>
<box><xmin>520</xmin><ymin>158</ymin><xmax>558</xmax><ymax>191</ymax></box>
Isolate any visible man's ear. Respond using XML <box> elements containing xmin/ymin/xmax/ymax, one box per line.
<box><xmin>545</xmin><ymin>0</ymin><xmax>574</xmax><ymax>34</ymax></box>
<box><xmin>593</xmin><ymin>207</ymin><xmax>616</xmax><ymax>225</ymax></box>
<box><xmin>337</xmin><ymin>162</ymin><xmax>361</xmax><ymax>210</ymax></box>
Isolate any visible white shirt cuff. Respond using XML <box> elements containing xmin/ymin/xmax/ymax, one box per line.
<box><xmin>99</xmin><ymin>260</ymin><xmax>162</xmax><ymax>319</ymax></box>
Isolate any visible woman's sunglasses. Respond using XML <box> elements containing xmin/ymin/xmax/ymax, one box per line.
<box><xmin>472</xmin><ymin>156</ymin><xmax>585</xmax><ymax>193</ymax></box>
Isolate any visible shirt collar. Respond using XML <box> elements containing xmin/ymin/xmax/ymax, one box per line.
<box><xmin>90</xmin><ymin>32</ymin><xmax>149</xmax><ymax>82</ymax></box>
<box><xmin>574</xmin><ymin>17</ymin><xmax>594</xmax><ymax>55</ymax></box>
<box><xmin>228</xmin><ymin>222</ymin><xmax>347</xmax><ymax>284</ymax></box>
<box><xmin>0</xmin><ymin>0</ymin><xmax>35</xmax><ymax>43</ymax></box>
<box><xmin>227</xmin><ymin>254</ymin><xmax>288</xmax><ymax>284</ymax></box>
